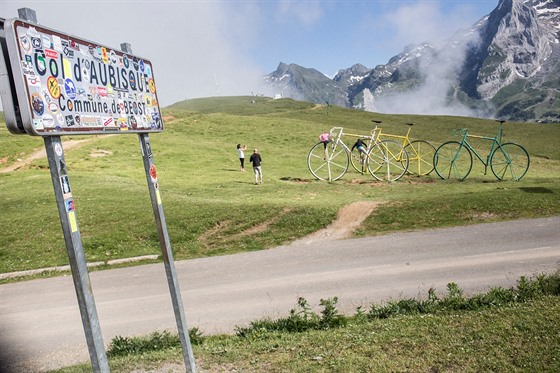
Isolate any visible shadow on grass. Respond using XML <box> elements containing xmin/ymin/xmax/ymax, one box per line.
<box><xmin>519</xmin><ymin>187</ymin><xmax>554</xmax><ymax>194</ymax></box>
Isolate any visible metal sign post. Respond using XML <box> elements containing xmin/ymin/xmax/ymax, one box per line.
<box><xmin>119</xmin><ymin>40</ymin><xmax>196</xmax><ymax>372</ymax></box>
<box><xmin>44</xmin><ymin>136</ymin><xmax>109</xmax><ymax>372</ymax></box>
<box><xmin>138</xmin><ymin>133</ymin><xmax>196</xmax><ymax>372</ymax></box>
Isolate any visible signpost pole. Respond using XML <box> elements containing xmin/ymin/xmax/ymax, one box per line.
<box><xmin>137</xmin><ymin>133</ymin><xmax>197</xmax><ymax>373</ymax></box>
<box><xmin>119</xmin><ymin>40</ymin><xmax>195</xmax><ymax>372</ymax></box>
<box><xmin>44</xmin><ymin>136</ymin><xmax>110</xmax><ymax>373</ymax></box>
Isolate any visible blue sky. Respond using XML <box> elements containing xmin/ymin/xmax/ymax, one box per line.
<box><xmin>1</xmin><ymin>1</ymin><xmax>499</xmax><ymax>108</ymax></box>
<box><xmin>252</xmin><ymin>1</ymin><xmax>497</xmax><ymax>76</ymax></box>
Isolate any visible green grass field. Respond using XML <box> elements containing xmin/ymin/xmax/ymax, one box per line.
<box><xmin>2</xmin><ymin>96</ymin><xmax>559</xmax><ymax>372</ymax></box>
<box><xmin>1</xmin><ymin>96</ymin><xmax>559</xmax><ymax>276</ymax></box>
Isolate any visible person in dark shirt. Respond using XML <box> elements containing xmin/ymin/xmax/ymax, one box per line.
<box><xmin>352</xmin><ymin>138</ymin><xmax>367</xmax><ymax>164</ymax></box>
<box><xmin>249</xmin><ymin>149</ymin><xmax>263</xmax><ymax>184</ymax></box>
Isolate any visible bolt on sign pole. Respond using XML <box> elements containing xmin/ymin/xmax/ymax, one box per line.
<box><xmin>121</xmin><ymin>42</ymin><xmax>196</xmax><ymax>373</ymax></box>
<box><xmin>1</xmin><ymin>8</ymin><xmax>195</xmax><ymax>372</ymax></box>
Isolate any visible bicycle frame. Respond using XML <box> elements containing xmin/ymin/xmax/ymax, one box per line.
<box><xmin>331</xmin><ymin>127</ymin><xmax>377</xmax><ymax>147</ymax></box>
<box><xmin>453</xmin><ymin>124</ymin><xmax>503</xmax><ymax>175</ymax></box>
<box><xmin>375</xmin><ymin>125</ymin><xmax>411</xmax><ymax>149</ymax></box>
<box><xmin>311</xmin><ymin>127</ymin><xmax>361</xmax><ymax>181</ymax></box>
<box><xmin>330</xmin><ymin>126</ymin><xmax>378</xmax><ymax>162</ymax></box>
<box><xmin>367</xmin><ymin>121</ymin><xmax>436</xmax><ymax>176</ymax></box>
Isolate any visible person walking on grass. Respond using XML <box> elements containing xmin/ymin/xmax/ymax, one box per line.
<box><xmin>250</xmin><ymin>148</ymin><xmax>263</xmax><ymax>184</ymax></box>
<box><xmin>237</xmin><ymin>144</ymin><xmax>247</xmax><ymax>172</ymax></box>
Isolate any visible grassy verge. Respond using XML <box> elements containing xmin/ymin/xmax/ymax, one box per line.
<box><xmin>50</xmin><ymin>272</ymin><xmax>560</xmax><ymax>372</ymax></box>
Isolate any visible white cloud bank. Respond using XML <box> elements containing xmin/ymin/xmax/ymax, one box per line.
<box><xmin>367</xmin><ymin>1</ymin><xmax>486</xmax><ymax>117</ymax></box>
<box><xmin>0</xmin><ymin>1</ymin><xmax>272</xmax><ymax>108</ymax></box>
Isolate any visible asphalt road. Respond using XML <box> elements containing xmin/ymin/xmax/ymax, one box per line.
<box><xmin>1</xmin><ymin>216</ymin><xmax>559</xmax><ymax>372</ymax></box>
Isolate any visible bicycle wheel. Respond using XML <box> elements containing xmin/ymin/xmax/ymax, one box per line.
<box><xmin>433</xmin><ymin>141</ymin><xmax>473</xmax><ymax>180</ymax></box>
<box><xmin>307</xmin><ymin>142</ymin><xmax>349</xmax><ymax>181</ymax></box>
<box><xmin>350</xmin><ymin>148</ymin><xmax>368</xmax><ymax>174</ymax></box>
<box><xmin>490</xmin><ymin>142</ymin><xmax>530</xmax><ymax>181</ymax></box>
<box><xmin>404</xmin><ymin>140</ymin><xmax>436</xmax><ymax>175</ymax></box>
<box><xmin>366</xmin><ymin>140</ymin><xmax>409</xmax><ymax>182</ymax></box>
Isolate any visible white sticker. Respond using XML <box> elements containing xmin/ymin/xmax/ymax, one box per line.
<box><xmin>55</xmin><ymin>143</ymin><xmax>63</xmax><ymax>156</ymax></box>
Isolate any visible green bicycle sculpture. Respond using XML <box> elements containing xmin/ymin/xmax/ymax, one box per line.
<box><xmin>433</xmin><ymin>120</ymin><xmax>530</xmax><ymax>181</ymax></box>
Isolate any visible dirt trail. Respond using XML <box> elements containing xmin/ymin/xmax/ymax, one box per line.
<box><xmin>1</xmin><ymin>138</ymin><xmax>101</xmax><ymax>173</ymax></box>
<box><xmin>290</xmin><ymin>201</ymin><xmax>380</xmax><ymax>245</ymax></box>
<box><xmin>199</xmin><ymin>202</ymin><xmax>380</xmax><ymax>248</ymax></box>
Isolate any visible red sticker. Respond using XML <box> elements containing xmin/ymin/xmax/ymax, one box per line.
<box><xmin>45</xmin><ymin>49</ymin><xmax>58</xmax><ymax>59</ymax></box>
<box><xmin>149</xmin><ymin>164</ymin><xmax>157</xmax><ymax>182</ymax></box>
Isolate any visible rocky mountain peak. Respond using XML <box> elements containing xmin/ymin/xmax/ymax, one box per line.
<box><xmin>476</xmin><ymin>0</ymin><xmax>558</xmax><ymax>99</ymax></box>
<box><xmin>332</xmin><ymin>64</ymin><xmax>370</xmax><ymax>90</ymax></box>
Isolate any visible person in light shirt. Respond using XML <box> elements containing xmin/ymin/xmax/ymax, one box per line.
<box><xmin>319</xmin><ymin>130</ymin><xmax>332</xmax><ymax>159</ymax></box>
<box><xmin>237</xmin><ymin>144</ymin><xmax>247</xmax><ymax>172</ymax></box>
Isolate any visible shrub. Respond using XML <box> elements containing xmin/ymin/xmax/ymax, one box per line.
<box><xmin>107</xmin><ymin>328</ymin><xmax>204</xmax><ymax>358</ymax></box>
<box><xmin>236</xmin><ymin>296</ymin><xmax>348</xmax><ymax>337</ymax></box>
<box><xmin>103</xmin><ymin>272</ymin><xmax>559</xmax><ymax>360</ymax></box>
<box><xmin>107</xmin><ymin>330</ymin><xmax>179</xmax><ymax>357</ymax></box>
<box><xmin>367</xmin><ymin>271</ymin><xmax>560</xmax><ymax>321</ymax></box>
<box><xmin>319</xmin><ymin>297</ymin><xmax>348</xmax><ymax>329</ymax></box>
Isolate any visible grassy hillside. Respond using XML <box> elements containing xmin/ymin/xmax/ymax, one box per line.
<box><xmin>1</xmin><ymin>97</ymin><xmax>559</xmax><ymax>276</ymax></box>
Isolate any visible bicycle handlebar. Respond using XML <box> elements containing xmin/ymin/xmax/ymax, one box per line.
<box><xmin>450</xmin><ymin>121</ymin><xmax>507</xmax><ymax>140</ymax></box>
<box><xmin>497</xmin><ymin>123</ymin><xmax>504</xmax><ymax>142</ymax></box>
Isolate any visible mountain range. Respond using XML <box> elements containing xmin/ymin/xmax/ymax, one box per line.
<box><xmin>264</xmin><ymin>0</ymin><xmax>560</xmax><ymax>122</ymax></box>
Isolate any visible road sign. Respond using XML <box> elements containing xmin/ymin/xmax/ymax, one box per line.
<box><xmin>1</xmin><ymin>18</ymin><xmax>163</xmax><ymax>136</ymax></box>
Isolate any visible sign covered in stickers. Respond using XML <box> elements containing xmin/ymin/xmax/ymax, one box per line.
<box><xmin>2</xmin><ymin>18</ymin><xmax>163</xmax><ymax>136</ymax></box>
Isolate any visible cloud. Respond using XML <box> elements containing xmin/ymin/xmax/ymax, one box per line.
<box><xmin>144</xmin><ymin>2</ymin><xmax>270</xmax><ymax>105</ymax></box>
<box><xmin>366</xmin><ymin>1</ymin><xmax>485</xmax><ymax>117</ymax></box>
<box><xmin>129</xmin><ymin>2</ymin><xmax>270</xmax><ymax>105</ymax></box>
<box><xmin>385</xmin><ymin>1</ymin><xmax>480</xmax><ymax>45</ymax></box>
<box><xmin>0</xmin><ymin>1</ymin><xmax>271</xmax><ymax>108</ymax></box>
<box><xmin>276</xmin><ymin>0</ymin><xmax>325</xmax><ymax>26</ymax></box>
<box><xmin>0</xmin><ymin>0</ymin><xmax>489</xmax><ymax>115</ymax></box>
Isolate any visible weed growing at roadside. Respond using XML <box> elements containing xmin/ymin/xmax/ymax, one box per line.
<box><xmin>107</xmin><ymin>328</ymin><xmax>204</xmax><ymax>358</ymax></box>
<box><xmin>105</xmin><ymin>272</ymin><xmax>559</xmax><ymax>358</ymax></box>
<box><xmin>367</xmin><ymin>271</ymin><xmax>560</xmax><ymax>319</ymax></box>
<box><xmin>235</xmin><ymin>297</ymin><xmax>347</xmax><ymax>337</ymax></box>
<box><xmin>235</xmin><ymin>272</ymin><xmax>560</xmax><ymax>338</ymax></box>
